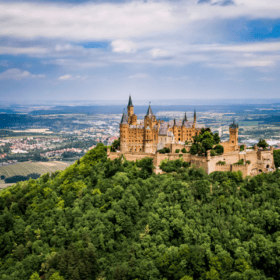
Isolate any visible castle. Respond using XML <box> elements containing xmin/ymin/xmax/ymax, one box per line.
<box><xmin>108</xmin><ymin>96</ymin><xmax>275</xmax><ymax>177</ymax></box>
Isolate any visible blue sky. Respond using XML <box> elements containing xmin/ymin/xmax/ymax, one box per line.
<box><xmin>1</xmin><ymin>0</ymin><xmax>280</xmax><ymax>103</ymax></box>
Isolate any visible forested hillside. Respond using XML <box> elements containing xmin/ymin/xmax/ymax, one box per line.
<box><xmin>1</xmin><ymin>143</ymin><xmax>280</xmax><ymax>280</ymax></box>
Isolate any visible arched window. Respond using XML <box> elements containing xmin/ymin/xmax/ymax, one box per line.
<box><xmin>266</xmin><ymin>164</ymin><xmax>269</xmax><ymax>168</ymax></box>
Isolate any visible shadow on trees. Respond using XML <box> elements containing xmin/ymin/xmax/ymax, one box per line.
<box><xmin>4</xmin><ymin>173</ymin><xmax>40</xmax><ymax>183</ymax></box>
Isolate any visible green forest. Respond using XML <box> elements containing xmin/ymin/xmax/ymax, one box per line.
<box><xmin>1</xmin><ymin>143</ymin><xmax>280</xmax><ymax>280</ymax></box>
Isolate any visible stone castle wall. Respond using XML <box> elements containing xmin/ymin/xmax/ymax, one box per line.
<box><xmin>108</xmin><ymin>146</ymin><xmax>275</xmax><ymax>178</ymax></box>
<box><xmin>215</xmin><ymin>164</ymin><xmax>231</xmax><ymax>172</ymax></box>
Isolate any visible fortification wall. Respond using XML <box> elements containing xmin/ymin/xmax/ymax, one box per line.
<box><xmin>190</xmin><ymin>156</ymin><xmax>208</xmax><ymax>171</ymax></box>
<box><xmin>232</xmin><ymin>164</ymin><xmax>250</xmax><ymax>177</ymax></box>
<box><xmin>215</xmin><ymin>164</ymin><xmax>231</xmax><ymax>172</ymax></box>
<box><xmin>108</xmin><ymin>151</ymin><xmax>156</xmax><ymax>162</ymax></box>
<box><xmin>171</xmin><ymin>144</ymin><xmax>185</xmax><ymax>153</ymax></box>
<box><xmin>153</xmin><ymin>153</ymin><xmax>191</xmax><ymax>166</ymax></box>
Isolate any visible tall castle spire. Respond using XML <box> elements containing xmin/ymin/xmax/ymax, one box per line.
<box><xmin>128</xmin><ymin>95</ymin><xmax>133</xmax><ymax>107</ymax></box>
<box><xmin>194</xmin><ymin>109</ymin><xmax>196</xmax><ymax>123</ymax></box>
<box><xmin>184</xmin><ymin>112</ymin><xmax>187</xmax><ymax>121</ymax></box>
<box><xmin>146</xmin><ymin>102</ymin><xmax>153</xmax><ymax>117</ymax></box>
<box><xmin>127</xmin><ymin>95</ymin><xmax>134</xmax><ymax>117</ymax></box>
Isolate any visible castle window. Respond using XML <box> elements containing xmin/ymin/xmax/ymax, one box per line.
<box><xmin>179</xmin><ymin>138</ymin><xmax>181</xmax><ymax>141</ymax></box>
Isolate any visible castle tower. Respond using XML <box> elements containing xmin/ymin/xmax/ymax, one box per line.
<box><xmin>120</xmin><ymin>109</ymin><xmax>129</xmax><ymax>153</ymax></box>
<box><xmin>182</xmin><ymin>112</ymin><xmax>188</xmax><ymax>126</ymax></box>
<box><xmin>229</xmin><ymin>119</ymin><xmax>239</xmax><ymax>147</ymax></box>
<box><xmin>127</xmin><ymin>95</ymin><xmax>134</xmax><ymax>117</ymax></box>
<box><xmin>192</xmin><ymin>109</ymin><xmax>196</xmax><ymax>128</ymax></box>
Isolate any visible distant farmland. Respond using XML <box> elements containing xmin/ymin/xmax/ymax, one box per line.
<box><xmin>0</xmin><ymin>161</ymin><xmax>70</xmax><ymax>189</ymax></box>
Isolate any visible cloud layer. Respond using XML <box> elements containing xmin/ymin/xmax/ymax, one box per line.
<box><xmin>0</xmin><ymin>69</ymin><xmax>45</xmax><ymax>80</ymax></box>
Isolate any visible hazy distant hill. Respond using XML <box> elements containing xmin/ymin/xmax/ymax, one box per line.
<box><xmin>0</xmin><ymin>109</ymin><xmax>14</xmax><ymax>114</ymax></box>
<box><xmin>29</xmin><ymin>103</ymin><xmax>280</xmax><ymax>115</ymax></box>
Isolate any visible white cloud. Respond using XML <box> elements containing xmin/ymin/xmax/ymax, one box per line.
<box><xmin>111</xmin><ymin>40</ymin><xmax>136</xmax><ymax>53</ymax></box>
<box><xmin>129</xmin><ymin>73</ymin><xmax>149</xmax><ymax>79</ymax></box>
<box><xmin>0</xmin><ymin>2</ymin><xmax>179</xmax><ymax>41</ymax></box>
<box><xmin>150</xmin><ymin>48</ymin><xmax>172</xmax><ymax>59</ymax></box>
<box><xmin>58</xmin><ymin>74</ymin><xmax>87</xmax><ymax>80</ymax></box>
<box><xmin>0</xmin><ymin>69</ymin><xmax>45</xmax><ymax>80</ymax></box>
<box><xmin>2</xmin><ymin>0</ymin><xmax>280</xmax><ymax>42</ymax></box>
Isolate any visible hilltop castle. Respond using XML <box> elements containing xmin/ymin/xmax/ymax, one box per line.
<box><xmin>119</xmin><ymin>95</ymin><xmax>201</xmax><ymax>154</ymax></box>
<box><xmin>108</xmin><ymin>96</ymin><xmax>275</xmax><ymax>177</ymax></box>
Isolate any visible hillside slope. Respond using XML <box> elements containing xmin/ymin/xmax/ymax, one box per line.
<box><xmin>1</xmin><ymin>143</ymin><xmax>280</xmax><ymax>280</ymax></box>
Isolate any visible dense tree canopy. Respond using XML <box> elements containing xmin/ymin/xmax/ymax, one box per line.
<box><xmin>257</xmin><ymin>139</ymin><xmax>269</xmax><ymax>150</ymax></box>
<box><xmin>1</xmin><ymin>143</ymin><xmax>280</xmax><ymax>279</ymax></box>
<box><xmin>190</xmin><ymin>128</ymin><xmax>221</xmax><ymax>156</ymax></box>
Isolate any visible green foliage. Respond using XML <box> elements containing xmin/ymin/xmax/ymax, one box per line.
<box><xmin>159</xmin><ymin>147</ymin><xmax>171</xmax><ymax>154</ymax></box>
<box><xmin>214</xmin><ymin>144</ymin><xmax>224</xmax><ymax>155</ymax></box>
<box><xmin>190</xmin><ymin>129</ymin><xmax>221</xmax><ymax>156</ymax></box>
<box><xmin>210</xmin><ymin>150</ymin><xmax>216</xmax><ymax>156</ymax></box>
<box><xmin>181</xmin><ymin>148</ymin><xmax>187</xmax><ymax>153</ymax></box>
<box><xmin>234</xmin><ymin>159</ymin><xmax>244</xmax><ymax>166</ymax></box>
<box><xmin>160</xmin><ymin>159</ymin><xmax>190</xmax><ymax>173</ymax></box>
<box><xmin>246</xmin><ymin>160</ymin><xmax>251</xmax><ymax>165</ymax></box>
<box><xmin>273</xmin><ymin>150</ymin><xmax>280</xmax><ymax>168</ymax></box>
<box><xmin>49</xmin><ymin>272</ymin><xmax>65</xmax><ymax>280</ymax></box>
<box><xmin>1</xmin><ymin>145</ymin><xmax>280</xmax><ymax>280</ymax></box>
<box><xmin>257</xmin><ymin>139</ymin><xmax>268</xmax><ymax>150</ymax></box>
<box><xmin>175</xmin><ymin>149</ymin><xmax>180</xmax><ymax>153</ymax></box>
<box><xmin>110</xmin><ymin>138</ymin><xmax>120</xmax><ymax>152</ymax></box>
<box><xmin>216</xmin><ymin>161</ymin><xmax>226</xmax><ymax>165</ymax></box>
<box><xmin>240</xmin><ymin>144</ymin><xmax>245</xmax><ymax>152</ymax></box>
<box><xmin>29</xmin><ymin>272</ymin><xmax>41</xmax><ymax>280</ymax></box>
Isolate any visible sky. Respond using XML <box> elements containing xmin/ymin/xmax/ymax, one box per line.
<box><xmin>1</xmin><ymin>0</ymin><xmax>280</xmax><ymax>103</ymax></box>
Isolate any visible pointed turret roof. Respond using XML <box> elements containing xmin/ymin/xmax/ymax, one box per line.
<box><xmin>194</xmin><ymin>109</ymin><xmax>196</xmax><ymax>117</ymax></box>
<box><xmin>128</xmin><ymin>95</ymin><xmax>133</xmax><ymax>106</ymax></box>
<box><xmin>184</xmin><ymin>112</ymin><xmax>187</xmax><ymax>121</ymax></box>
<box><xmin>146</xmin><ymin>102</ymin><xmax>153</xmax><ymax>117</ymax></box>
<box><xmin>230</xmin><ymin>118</ymin><xmax>239</xmax><ymax>128</ymax></box>
<box><xmin>120</xmin><ymin>109</ymin><xmax>128</xmax><ymax>124</ymax></box>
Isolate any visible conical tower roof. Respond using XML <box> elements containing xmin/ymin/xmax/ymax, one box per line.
<box><xmin>128</xmin><ymin>95</ymin><xmax>133</xmax><ymax>106</ymax></box>
<box><xmin>146</xmin><ymin>103</ymin><xmax>153</xmax><ymax>117</ymax></box>
<box><xmin>120</xmin><ymin>109</ymin><xmax>128</xmax><ymax>124</ymax></box>
<box><xmin>184</xmin><ymin>112</ymin><xmax>187</xmax><ymax>121</ymax></box>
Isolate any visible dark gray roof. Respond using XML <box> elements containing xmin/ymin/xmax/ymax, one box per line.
<box><xmin>128</xmin><ymin>95</ymin><xmax>133</xmax><ymax>106</ymax></box>
<box><xmin>146</xmin><ymin>104</ymin><xmax>153</xmax><ymax>116</ymax></box>
<box><xmin>120</xmin><ymin>111</ymin><xmax>128</xmax><ymax>124</ymax></box>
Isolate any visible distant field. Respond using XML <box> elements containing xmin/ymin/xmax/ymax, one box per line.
<box><xmin>239</xmin><ymin>121</ymin><xmax>259</xmax><ymax>126</ymax></box>
<box><xmin>0</xmin><ymin>161</ymin><xmax>70</xmax><ymax>189</ymax></box>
